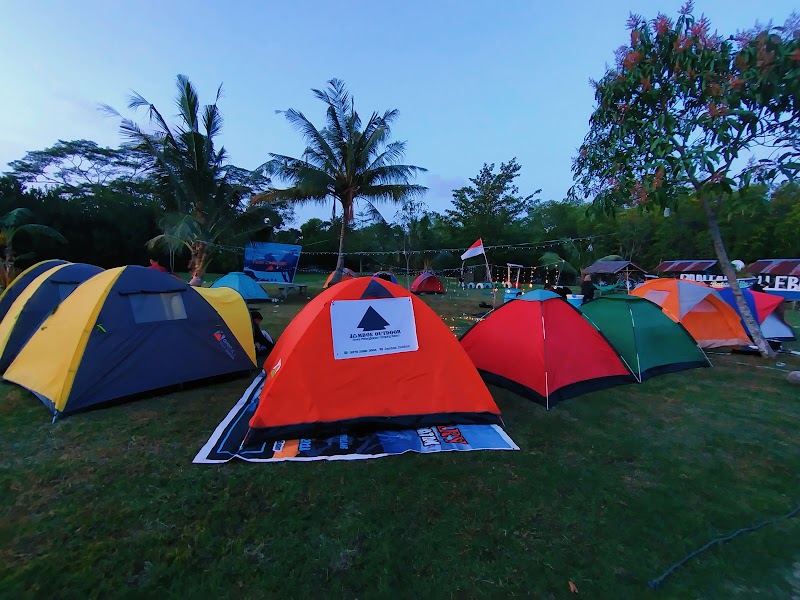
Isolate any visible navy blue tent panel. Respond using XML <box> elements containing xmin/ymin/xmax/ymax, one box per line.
<box><xmin>0</xmin><ymin>260</ymin><xmax>68</xmax><ymax>323</ymax></box>
<box><xmin>65</xmin><ymin>267</ymin><xmax>255</xmax><ymax>413</ymax></box>
<box><xmin>0</xmin><ymin>263</ymin><xmax>103</xmax><ymax>372</ymax></box>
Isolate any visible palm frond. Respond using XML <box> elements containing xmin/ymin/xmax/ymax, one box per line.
<box><xmin>358</xmin><ymin>199</ymin><xmax>388</xmax><ymax>224</ymax></box>
<box><xmin>280</xmin><ymin>109</ymin><xmax>339</xmax><ymax>168</ymax></box>
<box><xmin>127</xmin><ymin>91</ymin><xmax>152</xmax><ymax>112</ymax></box>
<box><xmin>0</xmin><ymin>208</ymin><xmax>34</xmax><ymax>228</ymax></box>
<box><xmin>175</xmin><ymin>74</ymin><xmax>200</xmax><ymax>133</ymax></box>
<box><xmin>15</xmin><ymin>224</ymin><xmax>67</xmax><ymax>244</ymax></box>
<box><xmin>358</xmin><ymin>183</ymin><xmax>427</xmax><ymax>203</ymax></box>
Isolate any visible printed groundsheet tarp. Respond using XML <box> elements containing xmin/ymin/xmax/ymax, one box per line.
<box><xmin>194</xmin><ymin>372</ymin><xmax>518</xmax><ymax>463</ymax></box>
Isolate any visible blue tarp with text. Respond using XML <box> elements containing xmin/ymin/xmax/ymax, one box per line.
<box><xmin>194</xmin><ymin>372</ymin><xmax>519</xmax><ymax>463</ymax></box>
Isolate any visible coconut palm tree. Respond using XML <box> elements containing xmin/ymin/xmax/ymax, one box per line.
<box><xmin>104</xmin><ymin>75</ymin><xmax>268</xmax><ymax>283</ymax></box>
<box><xmin>256</xmin><ymin>79</ymin><xmax>427</xmax><ymax>285</ymax></box>
<box><xmin>0</xmin><ymin>208</ymin><xmax>67</xmax><ymax>287</ymax></box>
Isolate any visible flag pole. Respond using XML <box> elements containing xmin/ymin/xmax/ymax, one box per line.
<box><xmin>483</xmin><ymin>245</ymin><xmax>496</xmax><ymax>306</ymax></box>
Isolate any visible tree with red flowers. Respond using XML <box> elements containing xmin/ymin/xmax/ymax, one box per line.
<box><xmin>572</xmin><ymin>3</ymin><xmax>800</xmax><ymax>357</ymax></box>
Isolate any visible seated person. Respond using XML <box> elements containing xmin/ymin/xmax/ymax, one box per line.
<box><xmin>554</xmin><ymin>285</ymin><xmax>571</xmax><ymax>299</ymax></box>
<box><xmin>250</xmin><ymin>310</ymin><xmax>275</xmax><ymax>354</ymax></box>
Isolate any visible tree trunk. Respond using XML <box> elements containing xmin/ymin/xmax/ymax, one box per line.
<box><xmin>189</xmin><ymin>241</ymin><xmax>208</xmax><ymax>286</ymax></box>
<box><xmin>699</xmin><ymin>196</ymin><xmax>775</xmax><ymax>358</ymax></box>
<box><xmin>329</xmin><ymin>199</ymin><xmax>350</xmax><ymax>286</ymax></box>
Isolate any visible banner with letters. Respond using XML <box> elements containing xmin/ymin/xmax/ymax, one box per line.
<box><xmin>680</xmin><ymin>273</ymin><xmax>800</xmax><ymax>300</ymax></box>
<box><xmin>193</xmin><ymin>373</ymin><xmax>519</xmax><ymax>464</ymax></box>
<box><xmin>243</xmin><ymin>242</ymin><xmax>302</xmax><ymax>283</ymax></box>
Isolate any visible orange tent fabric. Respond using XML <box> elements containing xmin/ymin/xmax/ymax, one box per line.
<box><xmin>323</xmin><ymin>268</ymin><xmax>357</xmax><ymax>288</ymax></box>
<box><xmin>460</xmin><ymin>291</ymin><xmax>635</xmax><ymax>408</ymax></box>
<box><xmin>246</xmin><ymin>277</ymin><xmax>502</xmax><ymax>442</ymax></box>
<box><xmin>631</xmin><ymin>279</ymin><xmax>749</xmax><ymax>348</ymax></box>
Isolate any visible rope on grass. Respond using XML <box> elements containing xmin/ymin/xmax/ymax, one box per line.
<box><xmin>648</xmin><ymin>502</ymin><xmax>800</xmax><ymax>590</ymax></box>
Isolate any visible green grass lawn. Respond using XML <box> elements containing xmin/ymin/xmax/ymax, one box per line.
<box><xmin>1</xmin><ymin>276</ymin><xmax>799</xmax><ymax>599</ymax></box>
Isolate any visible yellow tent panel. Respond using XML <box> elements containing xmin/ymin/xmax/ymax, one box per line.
<box><xmin>0</xmin><ymin>259</ymin><xmax>68</xmax><ymax>322</ymax></box>
<box><xmin>4</xmin><ymin>268</ymin><xmax>123</xmax><ymax>411</ymax></box>
<box><xmin>195</xmin><ymin>287</ymin><xmax>256</xmax><ymax>365</ymax></box>
<box><xmin>0</xmin><ymin>263</ymin><xmax>70</xmax><ymax>359</ymax></box>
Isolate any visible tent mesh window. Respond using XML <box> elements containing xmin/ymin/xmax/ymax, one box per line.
<box><xmin>693</xmin><ymin>299</ymin><xmax>716</xmax><ymax>313</ymax></box>
<box><xmin>644</xmin><ymin>290</ymin><xmax>669</xmax><ymax>305</ymax></box>
<box><xmin>129</xmin><ymin>293</ymin><xmax>188</xmax><ymax>324</ymax></box>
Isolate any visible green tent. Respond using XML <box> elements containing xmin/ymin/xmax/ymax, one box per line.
<box><xmin>581</xmin><ymin>294</ymin><xmax>710</xmax><ymax>382</ymax></box>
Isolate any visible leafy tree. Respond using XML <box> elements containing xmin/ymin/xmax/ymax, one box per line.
<box><xmin>571</xmin><ymin>4</ymin><xmax>800</xmax><ymax>357</ymax></box>
<box><xmin>104</xmin><ymin>75</ymin><xmax>270</xmax><ymax>282</ymax></box>
<box><xmin>0</xmin><ymin>208</ymin><xmax>66</xmax><ymax>286</ymax></box>
<box><xmin>257</xmin><ymin>79</ymin><xmax>426</xmax><ymax>285</ymax></box>
<box><xmin>8</xmin><ymin>140</ymin><xmax>150</xmax><ymax>198</ymax></box>
<box><xmin>525</xmin><ymin>198</ymin><xmax>584</xmax><ymax>240</ymax></box>
<box><xmin>444</xmin><ymin>159</ymin><xmax>539</xmax><ymax>246</ymax></box>
<box><xmin>769</xmin><ymin>182</ymin><xmax>800</xmax><ymax>256</ymax></box>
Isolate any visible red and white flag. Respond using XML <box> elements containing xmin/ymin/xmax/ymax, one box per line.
<box><xmin>460</xmin><ymin>239</ymin><xmax>485</xmax><ymax>261</ymax></box>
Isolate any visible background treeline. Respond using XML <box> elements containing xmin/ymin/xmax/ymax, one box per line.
<box><xmin>2</xmin><ymin>142</ymin><xmax>798</xmax><ymax>280</ymax></box>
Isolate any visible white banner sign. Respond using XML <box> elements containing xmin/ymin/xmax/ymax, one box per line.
<box><xmin>330</xmin><ymin>297</ymin><xmax>419</xmax><ymax>360</ymax></box>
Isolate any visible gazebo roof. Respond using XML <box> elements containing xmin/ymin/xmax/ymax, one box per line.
<box><xmin>654</xmin><ymin>260</ymin><xmax>718</xmax><ymax>273</ymax></box>
<box><xmin>744</xmin><ymin>259</ymin><xmax>800</xmax><ymax>276</ymax></box>
<box><xmin>583</xmin><ymin>260</ymin><xmax>647</xmax><ymax>275</ymax></box>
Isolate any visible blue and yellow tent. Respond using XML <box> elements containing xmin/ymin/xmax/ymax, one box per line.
<box><xmin>0</xmin><ymin>259</ymin><xmax>68</xmax><ymax>323</ymax></box>
<box><xmin>210</xmin><ymin>272</ymin><xmax>271</xmax><ymax>302</ymax></box>
<box><xmin>4</xmin><ymin>266</ymin><xmax>256</xmax><ymax>417</ymax></box>
<box><xmin>0</xmin><ymin>262</ymin><xmax>103</xmax><ymax>372</ymax></box>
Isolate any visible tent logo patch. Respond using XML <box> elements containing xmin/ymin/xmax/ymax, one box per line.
<box><xmin>330</xmin><ymin>297</ymin><xmax>419</xmax><ymax>360</ymax></box>
<box><xmin>269</xmin><ymin>359</ymin><xmax>282</xmax><ymax>379</ymax></box>
<box><xmin>357</xmin><ymin>306</ymin><xmax>391</xmax><ymax>331</ymax></box>
<box><xmin>214</xmin><ymin>330</ymin><xmax>236</xmax><ymax>359</ymax></box>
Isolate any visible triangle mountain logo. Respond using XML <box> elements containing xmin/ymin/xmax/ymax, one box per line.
<box><xmin>357</xmin><ymin>306</ymin><xmax>390</xmax><ymax>331</ymax></box>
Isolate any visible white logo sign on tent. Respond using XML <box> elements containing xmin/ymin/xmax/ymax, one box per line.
<box><xmin>330</xmin><ymin>297</ymin><xmax>419</xmax><ymax>360</ymax></box>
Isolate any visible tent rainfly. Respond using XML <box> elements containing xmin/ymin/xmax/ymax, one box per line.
<box><xmin>242</xmin><ymin>277</ymin><xmax>501</xmax><ymax>444</ymax></box>
<box><xmin>631</xmin><ymin>279</ymin><xmax>749</xmax><ymax>348</ymax></box>
<box><xmin>460</xmin><ymin>289</ymin><xmax>636</xmax><ymax>408</ymax></box>
<box><xmin>581</xmin><ymin>294</ymin><xmax>710</xmax><ymax>382</ymax></box>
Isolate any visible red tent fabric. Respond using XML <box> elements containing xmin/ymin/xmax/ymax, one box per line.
<box><xmin>410</xmin><ymin>272</ymin><xmax>445</xmax><ymax>294</ymax></box>
<box><xmin>459</xmin><ymin>291</ymin><xmax>636</xmax><ymax>408</ymax></box>
<box><xmin>245</xmin><ymin>277</ymin><xmax>501</xmax><ymax>442</ymax></box>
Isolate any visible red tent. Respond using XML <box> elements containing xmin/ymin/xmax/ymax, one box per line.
<box><xmin>245</xmin><ymin>277</ymin><xmax>501</xmax><ymax>442</ymax></box>
<box><xmin>459</xmin><ymin>290</ymin><xmax>636</xmax><ymax>408</ymax></box>
<box><xmin>410</xmin><ymin>272</ymin><xmax>445</xmax><ymax>294</ymax></box>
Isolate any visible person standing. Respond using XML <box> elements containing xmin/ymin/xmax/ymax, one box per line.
<box><xmin>581</xmin><ymin>274</ymin><xmax>595</xmax><ymax>304</ymax></box>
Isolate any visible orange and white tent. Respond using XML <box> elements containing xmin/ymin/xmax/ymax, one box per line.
<box><xmin>244</xmin><ymin>277</ymin><xmax>502</xmax><ymax>443</ymax></box>
<box><xmin>631</xmin><ymin>279</ymin><xmax>749</xmax><ymax>348</ymax></box>
<box><xmin>323</xmin><ymin>268</ymin><xmax>357</xmax><ymax>288</ymax></box>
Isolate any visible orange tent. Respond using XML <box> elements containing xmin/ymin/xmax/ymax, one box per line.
<box><xmin>323</xmin><ymin>268</ymin><xmax>357</xmax><ymax>288</ymax></box>
<box><xmin>631</xmin><ymin>279</ymin><xmax>749</xmax><ymax>348</ymax></box>
<box><xmin>245</xmin><ymin>277</ymin><xmax>502</xmax><ymax>442</ymax></box>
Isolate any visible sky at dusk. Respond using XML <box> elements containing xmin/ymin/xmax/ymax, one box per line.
<box><xmin>0</xmin><ymin>0</ymin><xmax>796</xmax><ymax>226</ymax></box>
